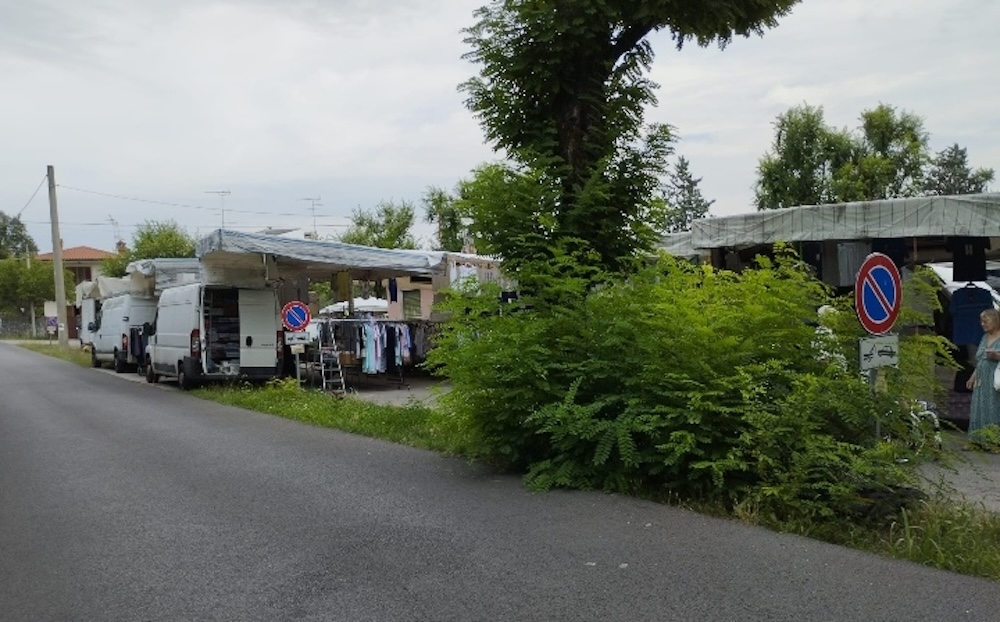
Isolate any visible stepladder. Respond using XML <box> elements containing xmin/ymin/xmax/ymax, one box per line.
<box><xmin>319</xmin><ymin>347</ymin><xmax>346</xmax><ymax>395</ymax></box>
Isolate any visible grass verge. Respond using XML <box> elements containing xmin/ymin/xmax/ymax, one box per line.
<box><xmin>17</xmin><ymin>341</ymin><xmax>92</xmax><ymax>367</ymax></box>
<box><xmin>194</xmin><ymin>378</ymin><xmax>485</xmax><ymax>458</ymax></box>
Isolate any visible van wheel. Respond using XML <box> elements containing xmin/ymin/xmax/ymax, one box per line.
<box><xmin>145</xmin><ymin>358</ymin><xmax>158</xmax><ymax>384</ymax></box>
<box><xmin>91</xmin><ymin>348</ymin><xmax>101</xmax><ymax>368</ymax></box>
<box><xmin>113</xmin><ymin>351</ymin><xmax>126</xmax><ymax>374</ymax></box>
<box><xmin>178</xmin><ymin>367</ymin><xmax>193</xmax><ymax>391</ymax></box>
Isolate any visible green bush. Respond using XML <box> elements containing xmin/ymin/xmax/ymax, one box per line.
<box><xmin>428</xmin><ymin>249</ymin><xmax>941</xmax><ymax>521</ymax></box>
<box><xmin>967</xmin><ymin>424</ymin><xmax>1000</xmax><ymax>454</ymax></box>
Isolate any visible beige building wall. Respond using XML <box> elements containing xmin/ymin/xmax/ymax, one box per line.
<box><xmin>387</xmin><ymin>276</ymin><xmax>440</xmax><ymax>321</ymax></box>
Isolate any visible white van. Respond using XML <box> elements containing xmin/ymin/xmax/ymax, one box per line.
<box><xmin>144</xmin><ymin>283</ymin><xmax>283</xmax><ymax>389</ymax></box>
<box><xmin>79</xmin><ymin>297</ymin><xmax>99</xmax><ymax>350</ymax></box>
<box><xmin>89</xmin><ymin>294</ymin><xmax>158</xmax><ymax>373</ymax></box>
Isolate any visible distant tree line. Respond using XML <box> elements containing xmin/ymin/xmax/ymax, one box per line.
<box><xmin>754</xmin><ymin>103</ymin><xmax>994</xmax><ymax>210</ymax></box>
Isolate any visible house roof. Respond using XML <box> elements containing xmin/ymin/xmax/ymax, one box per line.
<box><xmin>35</xmin><ymin>245</ymin><xmax>117</xmax><ymax>261</ymax></box>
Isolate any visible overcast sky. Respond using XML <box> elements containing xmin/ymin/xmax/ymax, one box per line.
<box><xmin>2</xmin><ymin>0</ymin><xmax>997</xmax><ymax>253</ymax></box>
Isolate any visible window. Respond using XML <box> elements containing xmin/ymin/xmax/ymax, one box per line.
<box><xmin>402</xmin><ymin>290</ymin><xmax>422</xmax><ymax>319</ymax></box>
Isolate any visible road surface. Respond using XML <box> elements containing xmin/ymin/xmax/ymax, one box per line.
<box><xmin>2</xmin><ymin>343</ymin><xmax>999</xmax><ymax>621</ymax></box>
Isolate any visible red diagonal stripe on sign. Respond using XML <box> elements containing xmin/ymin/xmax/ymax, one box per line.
<box><xmin>864</xmin><ymin>270</ymin><xmax>893</xmax><ymax>318</ymax></box>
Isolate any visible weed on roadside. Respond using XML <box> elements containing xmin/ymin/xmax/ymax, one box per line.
<box><xmin>17</xmin><ymin>342</ymin><xmax>91</xmax><ymax>367</ymax></box>
<box><xmin>195</xmin><ymin>378</ymin><xmax>487</xmax><ymax>458</ymax></box>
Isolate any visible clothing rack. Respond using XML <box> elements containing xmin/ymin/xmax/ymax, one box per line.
<box><xmin>308</xmin><ymin>317</ymin><xmax>436</xmax><ymax>391</ymax></box>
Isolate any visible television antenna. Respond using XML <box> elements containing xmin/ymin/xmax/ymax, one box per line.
<box><xmin>299</xmin><ymin>196</ymin><xmax>322</xmax><ymax>239</ymax></box>
<box><xmin>205</xmin><ymin>190</ymin><xmax>231</xmax><ymax>228</ymax></box>
<box><xmin>107</xmin><ymin>215</ymin><xmax>121</xmax><ymax>246</ymax></box>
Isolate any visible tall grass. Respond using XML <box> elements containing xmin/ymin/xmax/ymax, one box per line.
<box><xmin>195</xmin><ymin>379</ymin><xmax>486</xmax><ymax>459</ymax></box>
<box><xmin>17</xmin><ymin>341</ymin><xmax>92</xmax><ymax>366</ymax></box>
<box><xmin>876</xmin><ymin>498</ymin><xmax>1000</xmax><ymax>580</ymax></box>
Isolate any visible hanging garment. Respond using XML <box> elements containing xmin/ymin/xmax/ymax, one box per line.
<box><xmin>362</xmin><ymin>322</ymin><xmax>378</xmax><ymax>374</ymax></box>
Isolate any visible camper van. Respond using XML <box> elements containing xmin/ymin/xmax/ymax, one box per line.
<box><xmin>89</xmin><ymin>294</ymin><xmax>158</xmax><ymax>373</ymax></box>
<box><xmin>144</xmin><ymin>283</ymin><xmax>283</xmax><ymax>389</ymax></box>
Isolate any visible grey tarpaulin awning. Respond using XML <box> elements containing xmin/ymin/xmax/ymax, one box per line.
<box><xmin>658</xmin><ymin>232</ymin><xmax>707</xmax><ymax>259</ymax></box>
<box><xmin>195</xmin><ymin>229</ymin><xmax>446</xmax><ymax>280</ymax></box>
<box><xmin>690</xmin><ymin>193</ymin><xmax>1000</xmax><ymax>249</ymax></box>
<box><xmin>125</xmin><ymin>258</ymin><xmax>202</xmax><ymax>294</ymax></box>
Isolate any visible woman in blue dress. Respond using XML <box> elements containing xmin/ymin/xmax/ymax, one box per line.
<box><xmin>966</xmin><ymin>308</ymin><xmax>1000</xmax><ymax>434</ymax></box>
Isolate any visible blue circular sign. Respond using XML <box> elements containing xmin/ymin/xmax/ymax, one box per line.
<box><xmin>281</xmin><ymin>301</ymin><xmax>311</xmax><ymax>332</ymax></box>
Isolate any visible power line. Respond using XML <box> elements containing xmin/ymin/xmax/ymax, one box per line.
<box><xmin>19</xmin><ymin>219</ymin><xmax>349</xmax><ymax>230</ymax></box>
<box><xmin>16</xmin><ymin>175</ymin><xmax>48</xmax><ymax>218</ymax></box>
<box><xmin>57</xmin><ymin>184</ymin><xmax>217</xmax><ymax>212</ymax></box>
<box><xmin>57</xmin><ymin>184</ymin><xmax>348</xmax><ymax>220</ymax></box>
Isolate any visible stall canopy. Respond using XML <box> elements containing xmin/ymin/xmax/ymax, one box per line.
<box><xmin>658</xmin><ymin>232</ymin><xmax>702</xmax><ymax>259</ymax></box>
<box><xmin>689</xmin><ymin>193</ymin><xmax>1000</xmax><ymax>249</ymax></box>
<box><xmin>319</xmin><ymin>297</ymin><xmax>389</xmax><ymax>315</ymax></box>
<box><xmin>195</xmin><ymin>229</ymin><xmax>446</xmax><ymax>282</ymax></box>
<box><xmin>74</xmin><ymin>277</ymin><xmax>131</xmax><ymax>305</ymax></box>
<box><xmin>125</xmin><ymin>258</ymin><xmax>202</xmax><ymax>295</ymax></box>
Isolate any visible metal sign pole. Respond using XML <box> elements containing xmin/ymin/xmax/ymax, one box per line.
<box><xmin>870</xmin><ymin>367</ymin><xmax>880</xmax><ymax>439</ymax></box>
<box><xmin>855</xmin><ymin>253</ymin><xmax>903</xmax><ymax>442</ymax></box>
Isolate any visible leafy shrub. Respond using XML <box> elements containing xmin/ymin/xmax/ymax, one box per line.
<box><xmin>428</xmin><ymin>249</ymin><xmax>940</xmax><ymax>520</ymax></box>
<box><xmin>967</xmin><ymin>424</ymin><xmax>1000</xmax><ymax>454</ymax></box>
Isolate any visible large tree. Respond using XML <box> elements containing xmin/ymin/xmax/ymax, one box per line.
<box><xmin>663</xmin><ymin>155</ymin><xmax>715</xmax><ymax>232</ymax></box>
<box><xmin>101</xmin><ymin>220</ymin><xmax>196</xmax><ymax>277</ymax></box>
<box><xmin>754</xmin><ymin>105</ymin><xmax>855</xmax><ymax>210</ymax></box>
<box><xmin>839</xmin><ymin>103</ymin><xmax>929</xmax><ymax>201</ymax></box>
<box><xmin>923</xmin><ymin>143</ymin><xmax>995</xmax><ymax>196</ymax></box>
<box><xmin>338</xmin><ymin>201</ymin><xmax>417</xmax><ymax>249</ymax></box>
<box><xmin>0</xmin><ymin>212</ymin><xmax>37</xmax><ymax>259</ymax></box>
<box><xmin>462</xmin><ymin>0</ymin><xmax>800</xmax><ymax>272</ymax></box>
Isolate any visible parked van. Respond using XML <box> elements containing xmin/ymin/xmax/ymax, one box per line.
<box><xmin>79</xmin><ymin>297</ymin><xmax>99</xmax><ymax>350</ymax></box>
<box><xmin>144</xmin><ymin>283</ymin><xmax>283</xmax><ymax>389</ymax></box>
<box><xmin>89</xmin><ymin>294</ymin><xmax>158</xmax><ymax>373</ymax></box>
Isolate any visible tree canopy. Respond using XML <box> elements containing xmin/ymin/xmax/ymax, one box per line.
<box><xmin>0</xmin><ymin>257</ymin><xmax>66</xmax><ymax>316</ymax></box>
<box><xmin>101</xmin><ymin>220</ymin><xmax>196</xmax><ymax>277</ymax></box>
<box><xmin>663</xmin><ymin>155</ymin><xmax>715</xmax><ymax>233</ymax></box>
<box><xmin>422</xmin><ymin>187</ymin><xmax>466</xmax><ymax>252</ymax></box>
<box><xmin>462</xmin><ymin>0</ymin><xmax>799</xmax><ymax>273</ymax></box>
<box><xmin>0</xmin><ymin>212</ymin><xmax>38</xmax><ymax>259</ymax></box>
<box><xmin>923</xmin><ymin>144</ymin><xmax>995</xmax><ymax>196</ymax></box>
<box><xmin>754</xmin><ymin>103</ymin><xmax>993</xmax><ymax>209</ymax></box>
<box><xmin>338</xmin><ymin>201</ymin><xmax>417</xmax><ymax>250</ymax></box>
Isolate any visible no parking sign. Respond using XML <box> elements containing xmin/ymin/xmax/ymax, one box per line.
<box><xmin>854</xmin><ymin>253</ymin><xmax>902</xmax><ymax>335</ymax></box>
<box><xmin>281</xmin><ymin>301</ymin><xmax>311</xmax><ymax>332</ymax></box>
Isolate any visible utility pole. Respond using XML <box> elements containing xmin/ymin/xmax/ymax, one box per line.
<box><xmin>299</xmin><ymin>196</ymin><xmax>322</xmax><ymax>239</ymax></box>
<box><xmin>205</xmin><ymin>190</ymin><xmax>231</xmax><ymax>229</ymax></box>
<box><xmin>26</xmin><ymin>252</ymin><xmax>35</xmax><ymax>338</ymax></box>
<box><xmin>47</xmin><ymin>165</ymin><xmax>69</xmax><ymax>349</ymax></box>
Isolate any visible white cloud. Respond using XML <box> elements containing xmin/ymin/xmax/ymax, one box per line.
<box><xmin>2</xmin><ymin>0</ymin><xmax>997</xmax><ymax>251</ymax></box>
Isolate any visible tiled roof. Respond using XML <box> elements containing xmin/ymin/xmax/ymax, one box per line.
<box><xmin>35</xmin><ymin>246</ymin><xmax>117</xmax><ymax>261</ymax></box>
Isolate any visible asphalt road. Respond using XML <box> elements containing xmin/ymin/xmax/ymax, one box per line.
<box><xmin>2</xmin><ymin>343</ymin><xmax>1000</xmax><ymax>622</ymax></box>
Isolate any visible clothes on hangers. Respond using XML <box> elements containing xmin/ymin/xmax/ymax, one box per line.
<box><xmin>311</xmin><ymin>317</ymin><xmax>435</xmax><ymax>370</ymax></box>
